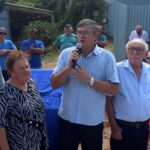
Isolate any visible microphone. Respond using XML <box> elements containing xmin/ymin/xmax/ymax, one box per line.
<box><xmin>72</xmin><ymin>43</ymin><xmax>82</xmax><ymax>69</ymax></box>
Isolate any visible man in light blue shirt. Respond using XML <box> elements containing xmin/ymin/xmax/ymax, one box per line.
<box><xmin>106</xmin><ymin>38</ymin><xmax>150</xmax><ymax>150</ymax></box>
<box><xmin>51</xmin><ymin>19</ymin><xmax>119</xmax><ymax>150</ymax></box>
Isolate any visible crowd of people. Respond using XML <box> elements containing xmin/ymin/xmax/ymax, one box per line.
<box><xmin>0</xmin><ymin>19</ymin><xmax>150</xmax><ymax>150</ymax></box>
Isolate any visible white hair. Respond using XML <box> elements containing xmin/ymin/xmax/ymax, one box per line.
<box><xmin>126</xmin><ymin>38</ymin><xmax>149</xmax><ymax>51</ymax></box>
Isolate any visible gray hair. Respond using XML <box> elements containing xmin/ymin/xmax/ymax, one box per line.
<box><xmin>76</xmin><ymin>19</ymin><xmax>98</xmax><ymax>33</ymax></box>
<box><xmin>126</xmin><ymin>38</ymin><xmax>149</xmax><ymax>51</ymax></box>
<box><xmin>135</xmin><ymin>25</ymin><xmax>142</xmax><ymax>30</ymax></box>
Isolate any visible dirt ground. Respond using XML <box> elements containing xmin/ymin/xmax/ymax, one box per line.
<box><xmin>103</xmin><ymin>121</ymin><xmax>111</xmax><ymax>150</ymax></box>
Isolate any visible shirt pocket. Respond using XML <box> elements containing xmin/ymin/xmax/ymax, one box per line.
<box><xmin>143</xmin><ymin>82</ymin><xmax>150</xmax><ymax>99</ymax></box>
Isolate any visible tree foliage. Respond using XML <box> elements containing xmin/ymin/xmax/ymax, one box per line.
<box><xmin>5</xmin><ymin>0</ymin><xmax>37</xmax><ymax>7</ymax></box>
<box><xmin>6</xmin><ymin>0</ymin><xmax>106</xmax><ymax>27</ymax></box>
<box><xmin>35</xmin><ymin>0</ymin><xmax>106</xmax><ymax>26</ymax></box>
<box><xmin>23</xmin><ymin>20</ymin><xmax>60</xmax><ymax>46</ymax></box>
<box><xmin>5</xmin><ymin>0</ymin><xmax>106</xmax><ymax>45</ymax></box>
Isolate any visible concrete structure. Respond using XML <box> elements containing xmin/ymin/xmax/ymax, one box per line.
<box><xmin>0</xmin><ymin>3</ymin><xmax>54</xmax><ymax>41</ymax></box>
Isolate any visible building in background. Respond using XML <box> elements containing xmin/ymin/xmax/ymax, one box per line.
<box><xmin>0</xmin><ymin>2</ymin><xmax>54</xmax><ymax>46</ymax></box>
<box><xmin>107</xmin><ymin>0</ymin><xmax>150</xmax><ymax>61</ymax></box>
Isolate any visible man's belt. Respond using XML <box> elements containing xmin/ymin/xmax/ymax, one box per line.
<box><xmin>116</xmin><ymin>119</ymin><xmax>148</xmax><ymax>128</ymax></box>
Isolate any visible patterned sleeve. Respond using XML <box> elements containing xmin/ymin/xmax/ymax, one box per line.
<box><xmin>28</xmin><ymin>79</ymin><xmax>49</xmax><ymax>148</ymax></box>
<box><xmin>29</xmin><ymin>79</ymin><xmax>40</xmax><ymax>95</ymax></box>
<box><xmin>0</xmin><ymin>86</ymin><xmax>8</xmax><ymax>127</ymax></box>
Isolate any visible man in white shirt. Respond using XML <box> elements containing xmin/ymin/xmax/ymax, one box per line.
<box><xmin>129</xmin><ymin>25</ymin><xmax>149</xmax><ymax>44</ymax></box>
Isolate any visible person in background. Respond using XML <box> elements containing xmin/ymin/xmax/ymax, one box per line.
<box><xmin>96</xmin><ymin>25</ymin><xmax>108</xmax><ymax>48</ymax></box>
<box><xmin>0</xmin><ymin>66</ymin><xmax>4</xmax><ymax>85</ymax></box>
<box><xmin>106</xmin><ymin>39</ymin><xmax>150</xmax><ymax>150</ymax></box>
<box><xmin>53</xmin><ymin>24</ymin><xmax>77</xmax><ymax>54</ymax></box>
<box><xmin>129</xmin><ymin>25</ymin><xmax>149</xmax><ymax>45</ymax></box>
<box><xmin>0</xmin><ymin>51</ymin><xmax>48</xmax><ymax>150</ymax></box>
<box><xmin>21</xmin><ymin>28</ymin><xmax>45</xmax><ymax>69</ymax></box>
<box><xmin>51</xmin><ymin>19</ymin><xmax>119</xmax><ymax>150</ymax></box>
<box><xmin>0</xmin><ymin>27</ymin><xmax>17</xmax><ymax>81</ymax></box>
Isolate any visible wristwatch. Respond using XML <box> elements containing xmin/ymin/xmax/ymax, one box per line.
<box><xmin>89</xmin><ymin>77</ymin><xmax>95</xmax><ymax>86</ymax></box>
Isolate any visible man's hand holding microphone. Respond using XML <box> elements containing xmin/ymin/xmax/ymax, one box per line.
<box><xmin>68</xmin><ymin>43</ymin><xmax>94</xmax><ymax>86</ymax></box>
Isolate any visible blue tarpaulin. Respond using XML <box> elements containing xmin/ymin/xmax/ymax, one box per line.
<box><xmin>31</xmin><ymin>69</ymin><xmax>63</xmax><ymax>150</ymax></box>
<box><xmin>31</xmin><ymin>69</ymin><xmax>63</xmax><ymax>109</ymax></box>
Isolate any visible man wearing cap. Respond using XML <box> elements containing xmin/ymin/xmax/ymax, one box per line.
<box><xmin>53</xmin><ymin>24</ymin><xmax>77</xmax><ymax>53</ymax></box>
<box><xmin>106</xmin><ymin>38</ymin><xmax>150</xmax><ymax>150</ymax></box>
<box><xmin>21</xmin><ymin>28</ymin><xmax>45</xmax><ymax>69</ymax></box>
<box><xmin>0</xmin><ymin>27</ymin><xmax>17</xmax><ymax>81</ymax></box>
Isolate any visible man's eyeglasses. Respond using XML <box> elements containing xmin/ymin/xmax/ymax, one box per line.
<box><xmin>145</xmin><ymin>56</ymin><xmax>150</xmax><ymax>61</ymax></box>
<box><xmin>127</xmin><ymin>47</ymin><xmax>144</xmax><ymax>54</ymax></box>
<box><xmin>0</xmin><ymin>32</ymin><xmax>7</xmax><ymax>35</ymax></box>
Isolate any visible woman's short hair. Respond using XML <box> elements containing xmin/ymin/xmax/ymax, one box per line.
<box><xmin>6</xmin><ymin>51</ymin><xmax>29</xmax><ymax>72</ymax></box>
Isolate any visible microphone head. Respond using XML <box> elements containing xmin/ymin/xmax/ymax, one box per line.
<box><xmin>76</xmin><ymin>42</ymin><xmax>82</xmax><ymax>54</ymax></box>
<box><xmin>76</xmin><ymin>42</ymin><xmax>82</xmax><ymax>49</ymax></box>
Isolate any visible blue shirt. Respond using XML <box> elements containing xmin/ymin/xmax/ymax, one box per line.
<box><xmin>113</xmin><ymin>60</ymin><xmax>150</xmax><ymax>122</ymax></box>
<box><xmin>21</xmin><ymin>39</ymin><xmax>44</xmax><ymax>68</ymax></box>
<box><xmin>0</xmin><ymin>39</ymin><xmax>16</xmax><ymax>70</ymax></box>
<box><xmin>52</xmin><ymin>46</ymin><xmax>119</xmax><ymax>125</ymax></box>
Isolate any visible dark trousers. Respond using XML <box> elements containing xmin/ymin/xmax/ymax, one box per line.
<box><xmin>110</xmin><ymin>119</ymin><xmax>149</xmax><ymax>150</ymax></box>
<box><xmin>58</xmin><ymin>118</ymin><xmax>103</xmax><ymax>150</ymax></box>
<box><xmin>2</xmin><ymin>70</ymin><xmax>9</xmax><ymax>81</ymax></box>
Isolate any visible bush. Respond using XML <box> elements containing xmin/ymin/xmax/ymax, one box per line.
<box><xmin>23</xmin><ymin>20</ymin><xmax>61</xmax><ymax>46</ymax></box>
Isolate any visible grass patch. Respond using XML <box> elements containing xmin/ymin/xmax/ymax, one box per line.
<box><xmin>42</xmin><ymin>47</ymin><xmax>58</xmax><ymax>69</ymax></box>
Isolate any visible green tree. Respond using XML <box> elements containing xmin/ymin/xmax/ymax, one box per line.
<box><xmin>36</xmin><ymin>0</ymin><xmax>106</xmax><ymax>25</ymax></box>
<box><xmin>5</xmin><ymin>0</ymin><xmax>106</xmax><ymax>46</ymax></box>
<box><xmin>5</xmin><ymin>0</ymin><xmax>37</xmax><ymax>7</ymax></box>
<box><xmin>23</xmin><ymin>20</ymin><xmax>59</xmax><ymax>45</ymax></box>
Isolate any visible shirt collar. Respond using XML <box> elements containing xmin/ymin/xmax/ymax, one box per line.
<box><xmin>82</xmin><ymin>45</ymin><xmax>100</xmax><ymax>58</ymax></box>
<box><xmin>123</xmin><ymin>60</ymin><xmax>147</xmax><ymax>75</ymax></box>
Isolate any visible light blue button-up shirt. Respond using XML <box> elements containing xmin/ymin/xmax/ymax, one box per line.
<box><xmin>52</xmin><ymin>45</ymin><xmax>119</xmax><ymax>125</ymax></box>
<box><xmin>113</xmin><ymin>60</ymin><xmax>150</xmax><ymax>122</ymax></box>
